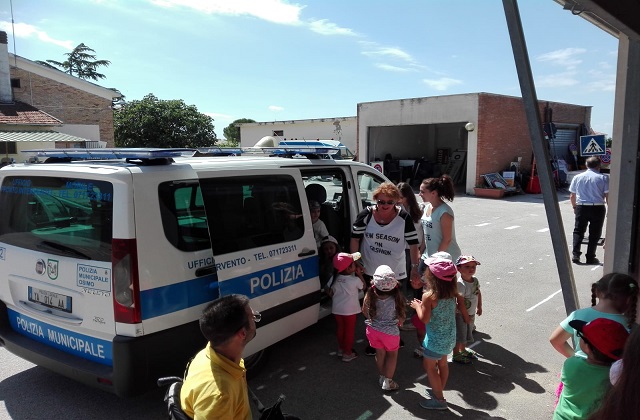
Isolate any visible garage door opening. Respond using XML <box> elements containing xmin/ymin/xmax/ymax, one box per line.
<box><xmin>367</xmin><ymin>122</ymin><xmax>469</xmax><ymax>188</ymax></box>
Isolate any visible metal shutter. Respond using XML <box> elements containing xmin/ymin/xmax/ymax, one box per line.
<box><xmin>549</xmin><ymin>128</ymin><xmax>577</xmax><ymax>162</ymax></box>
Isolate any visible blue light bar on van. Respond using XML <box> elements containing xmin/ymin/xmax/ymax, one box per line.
<box><xmin>22</xmin><ymin>148</ymin><xmax>195</xmax><ymax>160</ymax></box>
<box><xmin>194</xmin><ymin>148</ymin><xmax>243</xmax><ymax>156</ymax></box>
<box><xmin>260</xmin><ymin>146</ymin><xmax>340</xmax><ymax>155</ymax></box>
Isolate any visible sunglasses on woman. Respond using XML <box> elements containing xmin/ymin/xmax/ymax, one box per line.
<box><xmin>377</xmin><ymin>200</ymin><xmax>396</xmax><ymax>205</ymax></box>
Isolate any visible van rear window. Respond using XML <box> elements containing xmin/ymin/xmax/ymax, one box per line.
<box><xmin>0</xmin><ymin>176</ymin><xmax>113</xmax><ymax>261</ymax></box>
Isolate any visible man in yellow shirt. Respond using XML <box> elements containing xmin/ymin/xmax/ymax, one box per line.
<box><xmin>181</xmin><ymin>294</ymin><xmax>259</xmax><ymax>420</ymax></box>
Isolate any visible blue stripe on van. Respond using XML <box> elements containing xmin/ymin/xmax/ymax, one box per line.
<box><xmin>8</xmin><ymin>309</ymin><xmax>113</xmax><ymax>366</ymax></box>
<box><xmin>139</xmin><ymin>257</ymin><xmax>319</xmax><ymax>320</ymax></box>
<box><xmin>219</xmin><ymin>257</ymin><xmax>318</xmax><ymax>297</ymax></box>
<box><xmin>140</xmin><ymin>274</ymin><xmax>219</xmax><ymax>320</ymax></box>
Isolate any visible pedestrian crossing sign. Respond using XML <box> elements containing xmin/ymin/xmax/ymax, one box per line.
<box><xmin>580</xmin><ymin>134</ymin><xmax>606</xmax><ymax>156</ymax></box>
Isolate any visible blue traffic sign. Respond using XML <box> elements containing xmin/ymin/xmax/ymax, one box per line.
<box><xmin>580</xmin><ymin>134</ymin><xmax>606</xmax><ymax>156</ymax></box>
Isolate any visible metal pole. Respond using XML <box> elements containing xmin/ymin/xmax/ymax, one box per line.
<box><xmin>502</xmin><ymin>0</ymin><xmax>579</xmax><ymax>315</ymax></box>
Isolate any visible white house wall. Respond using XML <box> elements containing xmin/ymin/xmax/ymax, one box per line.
<box><xmin>55</xmin><ymin>124</ymin><xmax>101</xmax><ymax>142</ymax></box>
<box><xmin>239</xmin><ymin>117</ymin><xmax>357</xmax><ymax>152</ymax></box>
<box><xmin>358</xmin><ymin>94</ymin><xmax>479</xmax><ymax>192</ymax></box>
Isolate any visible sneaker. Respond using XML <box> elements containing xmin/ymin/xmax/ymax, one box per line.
<box><xmin>382</xmin><ymin>378</ymin><xmax>399</xmax><ymax>391</ymax></box>
<box><xmin>452</xmin><ymin>352</ymin><xmax>472</xmax><ymax>364</ymax></box>
<box><xmin>586</xmin><ymin>257</ymin><xmax>601</xmax><ymax>265</ymax></box>
<box><xmin>424</xmin><ymin>388</ymin><xmax>435</xmax><ymax>398</ymax></box>
<box><xmin>342</xmin><ymin>352</ymin><xmax>358</xmax><ymax>362</ymax></box>
<box><xmin>378</xmin><ymin>375</ymin><xmax>385</xmax><ymax>387</ymax></box>
<box><xmin>419</xmin><ymin>398</ymin><xmax>448</xmax><ymax>410</ymax></box>
<box><xmin>365</xmin><ymin>345</ymin><xmax>376</xmax><ymax>356</ymax></box>
<box><xmin>413</xmin><ymin>347</ymin><xmax>424</xmax><ymax>358</ymax></box>
<box><xmin>463</xmin><ymin>348</ymin><xmax>480</xmax><ymax>360</ymax></box>
<box><xmin>337</xmin><ymin>349</ymin><xmax>343</xmax><ymax>357</ymax></box>
<box><xmin>571</xmin><ymin>256</ymin><xmax>580</xmax><ymax>264</ymax></box>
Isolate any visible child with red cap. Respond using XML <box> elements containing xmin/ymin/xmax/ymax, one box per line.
<box><xmin>410</xmin><ymin>254</ymin><xmax>470</xmax><ymax>410</ymax></box>
<box><xmin>553</xmin><ymin>318</ymin><xmax>629</xmax><ymax>420</ymax></box>
<box><xmin>329</xmin><ymin>252</ymin><xmax>365</xmax><ymax>362</ymax></box>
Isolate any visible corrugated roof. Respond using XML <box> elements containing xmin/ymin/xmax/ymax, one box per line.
<box><xmin>0</xmin><ymin>102</ymin><xmax>62</xmax><ymax>125</ymax></box>
<box><xmin>0</xmin><ymin>131</ymin><xmax>91</xmax><ymax>142</ymax></box>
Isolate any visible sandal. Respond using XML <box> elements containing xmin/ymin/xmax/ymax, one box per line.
<box><xmin>452</xmin><ymin>352</ymin><xmax>472</xmax><ymax>364</ymax></box>
<box><xmin>463</xmin><ymin>349</ymin><xmax>480</xmax><ymax>360</ymax></box>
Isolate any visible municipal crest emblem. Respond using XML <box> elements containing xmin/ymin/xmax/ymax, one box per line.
<box><xmin>47</xmin><ymin>259</ymin><xmax>59</xmax><ymax>280</ymax></box>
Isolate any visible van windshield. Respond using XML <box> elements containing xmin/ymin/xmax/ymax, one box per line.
<box><xmin>0</xmin><ymin>176</ymin><xmax>113</xmax><ymax>261</ymax></box>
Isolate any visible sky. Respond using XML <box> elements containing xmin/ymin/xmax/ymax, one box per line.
<box><xmin>0</xmin><ymin>0</ymin><xmax>619</xmax><ymax>140</ymax></box>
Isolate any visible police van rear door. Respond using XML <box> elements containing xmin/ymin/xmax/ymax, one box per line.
<box><xmin>196</xmin><ymin>168</ymin><xmax>320</xmax><ymax>355</ymax></box>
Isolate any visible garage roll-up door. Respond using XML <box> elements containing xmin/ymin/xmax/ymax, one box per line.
<box><xmin>549</xmin><ymin>128</ymin><xmax>577</xmax><ymax>162</ymax></box>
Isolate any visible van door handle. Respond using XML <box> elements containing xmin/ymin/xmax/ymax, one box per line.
<box><xmin>298</xmin><ymin>249</ymin><xmax>316</xmax><ymax>257</ymax></box>
<box><xmin>196</xmin><ymin>266</ymin><xmax>216</xmax><ymax>277</ymax></box>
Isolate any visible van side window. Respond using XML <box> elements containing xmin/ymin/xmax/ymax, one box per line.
<box><xmin>200</xmin><ymin>175</ymin><xmax>304</xmax><ymax>255</ymax></box>
<box><xmin>159</xmin><ymin>180</ymin><xmax>211</xmax><ymax>252</ymax></box>
<box><xmin>301</xmin><ymin>170</ymin><xmax>349</xmax><ymax>249</ymax></box>
<box><xmin>159</xmin><ymin>176</ymin><xmax>305</xmax><ymax>255</ymax></box>
<box><xmin>357</xmin><ymin>172</ymin><xmax>385</xmax><ymax>208</ymax></box>
<box><xmin>0</xmin><ymin>176</ymin><xmax>114</xmax><ymax>261</ymax></box>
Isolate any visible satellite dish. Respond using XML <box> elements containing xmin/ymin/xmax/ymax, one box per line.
<box><xmin>254</xmin><ymin>136</ymin><xmax>277</xmax><ymax>147</ymax></box>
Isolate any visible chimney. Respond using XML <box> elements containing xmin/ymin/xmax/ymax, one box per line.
<box><xmin>0</xmin><ymin>31</ymin><xmax>13</xmax><ymax>104</ymax></box>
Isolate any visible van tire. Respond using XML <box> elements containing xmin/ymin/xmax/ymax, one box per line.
<box><xmin>245</xmin><ymin>349</ymin><xmax>268</xmax><ymax>379</ymax></box>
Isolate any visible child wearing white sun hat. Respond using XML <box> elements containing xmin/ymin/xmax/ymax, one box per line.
<box><xmin>362</xmin><ymin>265</ymin><xmax>406</xmax><ymax>391</ymax></box>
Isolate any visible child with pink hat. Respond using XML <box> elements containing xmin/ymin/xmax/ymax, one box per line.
<box><xmin>329</xmin><ymin>252</ymin><xmax>365</xmax><ymax>362</ymax></box>
<box><xmin>410</xmin><ymin>254</ymin><xmax>470</xmax><ymax>410</ymax></box>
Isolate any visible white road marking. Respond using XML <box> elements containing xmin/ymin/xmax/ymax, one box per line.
<box><xmin>504</xmin><ymin>226</ymin><xmax>521</xmax><ymax>230</ymax></box>
<box><xmin>591</xmin><ymin>265</ymin><xmax>602</xmax><ymax>271</ymax></box>
<box><xmin>526</xmin><ymin>289</ymin><xmax>562</xmax><ymax>312</ymax></box>
<box><xmin>475</xmin><ymin>223</ymin><xmax>491</xmax><ymax>227</ymax></box>
<box><xmin>537</xmin><ymin>228</ymin><xmax>549</xmax><ymax>232</ymax></box>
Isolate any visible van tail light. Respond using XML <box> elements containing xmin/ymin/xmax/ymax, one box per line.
<box><xmin>112</xmin><ymin>238</ymin><xmax>141</xmax><ymax>324</ymax></box>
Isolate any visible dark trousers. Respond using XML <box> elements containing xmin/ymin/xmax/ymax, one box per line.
<box><xmin>572</xmin><ymin>205</ymin><xmax>606</xmax><ymax>259</ymax></box>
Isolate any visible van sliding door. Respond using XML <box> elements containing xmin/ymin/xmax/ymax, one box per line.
<box><xmin>196</xmin><ymin>169</ymin><xmax>320</xmax><ymax>356</ymax></box>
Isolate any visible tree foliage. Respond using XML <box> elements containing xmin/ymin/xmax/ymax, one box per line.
<box><xmin>114</xmin><ymin>94</ymin><xmax>217</xmax><ymax>148</ymax></box>
<box><xmin>36</xmin><ymin>43</ymin><xmax>111</xmax><ymax>81</ymax></box>
<box><xmin>223</xmin><ymin>118</ymin><xmax>256</xmax><ymax>145</ymax></box>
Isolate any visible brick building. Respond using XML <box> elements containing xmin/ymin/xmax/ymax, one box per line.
<box><xmin>8</xmin><ymin>53</ymin><xmax>120</xmax><ymax>147</ymax></box>
<box><xmin>357</xmin><ymin>92</ymin><xmax>591</xmax><ymax>194</ymax></box>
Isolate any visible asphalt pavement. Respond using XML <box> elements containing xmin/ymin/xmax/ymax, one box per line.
<box><xmin>0</xmin><ymin>181</ymin><xmax>606</xmax><ymax>419</ymax></box>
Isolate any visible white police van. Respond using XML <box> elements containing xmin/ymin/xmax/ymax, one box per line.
<box><xmin>0</xmin><ymin>148</ymin><xmax>387</xmax><ymax>396</ymax></box>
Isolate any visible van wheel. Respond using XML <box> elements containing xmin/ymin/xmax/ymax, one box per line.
<box><xmin>245</xmin><ymin>349</ymin><xmax>268</xmax><ymax>379</ymax></box>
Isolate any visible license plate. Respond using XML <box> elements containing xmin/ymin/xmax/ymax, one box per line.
<box><xmin>28</xmin><ymin>287</ymin><xmax>72</xmax><ymax>313</ymax></box>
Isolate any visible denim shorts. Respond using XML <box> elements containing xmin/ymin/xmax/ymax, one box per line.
<box><xmin>422</xmin><ymin>347</ymin><xmax>447</xmax><ymax>360</ymax></box>
<box><xmin>455</xmin><ymin>313</ymin><xmax>475</xmax><ymax>344</ymax></box>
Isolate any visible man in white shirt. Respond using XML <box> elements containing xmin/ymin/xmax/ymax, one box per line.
<box><xmin>569</xmin><ymin>157</ymin><xmax>608</xmax><ymax>265</ymax></box>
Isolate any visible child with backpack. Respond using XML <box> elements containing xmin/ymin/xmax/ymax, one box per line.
<box><xmin>328</xmin><ymin>252</ymin><xmax>365</xmax><ymax>362</ymax></box>
<box><xmin>362</xmin><ymin>265</ymin><xmax>406</xmax><ymax>391</ymax></box>
<box><xmin>410</xmin><ymin>255</ymin><xmax>469</xmax><ymax>410</ymax></box>
<box><xmin>549</xmin><ymin>273</ymin><xmax>637</xmax><ymax>359</ymax></box>
<box><xmin>553</xmin><ymin>318</ymin><xmax>629</xmax><ymax>420</ymax></box>
<box><xmin>549</xmin><ymin>273</ymin><xmax>637</xmax><ymax>406</ymax></box>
